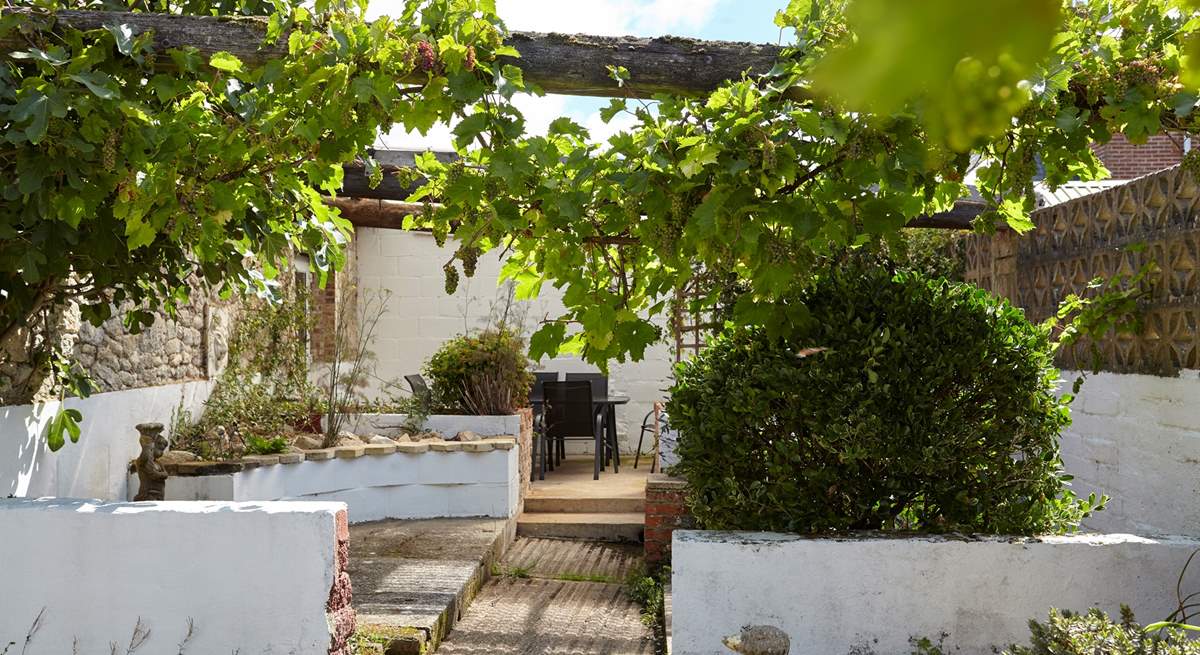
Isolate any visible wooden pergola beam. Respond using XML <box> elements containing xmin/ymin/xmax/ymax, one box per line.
<box><xmin>1</xmin><ymin>8</ymin><xmax>785</xmax><ymax>100</ymax></box>
<box><xmin>330</xmin><ymin>188</ymin><xmax>983</xmax><ymax>231</ymax></box>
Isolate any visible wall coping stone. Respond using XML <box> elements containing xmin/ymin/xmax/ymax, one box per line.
<box><xmin>157</xmin><ymin>436</ymin><xmax>521</xmax><ymax>477</ymax></box>
<box><xmin>334</xmin><ymin>445</ymin><xmax>366</xmax><ymax>459</ymax></box>
<box><xmin>647</xmin><ymin>473</ymin><xmax>688</xmax><ymax>490</ymax></box>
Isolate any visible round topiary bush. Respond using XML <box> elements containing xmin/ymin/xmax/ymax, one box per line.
<box><xmin>425</xmin><ymin>329</ymin><xmax>533</xmax><ymax>415</ymax></box>
<box><xmin>668</xmin><ymin>264</ymin><xmax>1101</xmax><ymax>535</ymax></box>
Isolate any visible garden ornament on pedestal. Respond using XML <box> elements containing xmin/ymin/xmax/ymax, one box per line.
<box><xmin>723</xmin><ymin>625</ymin><xmax>790</xmax><ymax>655</ymax></box>
<box><xmin>133</xmin><ymin>422</ymin><xmax>169</xmax><ymax>501</ymax></box>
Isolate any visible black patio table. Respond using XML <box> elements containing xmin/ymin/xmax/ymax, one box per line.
<box><xmin>530</xmin><ymin>393</ymin><xmax>629</xmax><ymax>475</ymax></box>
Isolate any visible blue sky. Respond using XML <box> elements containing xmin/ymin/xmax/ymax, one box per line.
<box><xmin>370</xmin><ymin>0</ymin><xmax>791</xmax><ymax>150</ymax></box>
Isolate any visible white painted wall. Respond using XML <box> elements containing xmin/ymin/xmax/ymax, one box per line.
<box><xmin>1059</xmin><ymin>369</ymin><xmax>1200</xmax><ymax>537</ymax></box>
<box><xmin>0</xmin><ymin>498</ymin><xmax>342</xmax><ymax>654</ymax></box>
<box><xmin>0</xmin><ymin>380</ymin><xmax>213</xmax><ymax>501</ymax></box>
<box><xmin>672</xmin><ymin>530</ymin><xmax>1200</xmax><ymax>655</ymax></box>
<box><xmin>356</xmin><ymin>228</ymin><xmax>674</xmax><ymax>453</ymax></box>
<box><xmin>147</xmin><ymin>447</ymin><xmax>520</xmax><ymax>523</ymax></box>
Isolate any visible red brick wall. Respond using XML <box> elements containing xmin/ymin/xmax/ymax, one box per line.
<box><xmin>310</xmin><ymin>235</ymin><xmax>359</xmax><ymax>363</ymax></box>
<box><xmin>644</xmin><ymin>474</ymin><xmax>695</xmax><ymax>568</ymax></box>
<box><xmin>327</xmin><ymin>508</ymin><xmax>356</xmax><ymax>655</ymax></box>
<box><xmin>1091</xmin><ymin>133</ymin><xmax>1184</xmax><ymax>179</ymax></box>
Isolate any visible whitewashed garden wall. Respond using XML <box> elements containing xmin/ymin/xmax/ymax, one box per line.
<box><xmin>0</xmin><ymin>380</ymin><xmax>213</xmax><ymax>501</ymax></box>
<box><xmin>0</xmin><ymin>498</ymin><xmax>350</xmax><ymax>655</ymax></box>
<box><xmin>1060</xmin><ymin>369</ymin><xmax>1200</xmax><ymax>537</ymax></box>
<box><xmin>355</xmin><ymin>228</ymin><xmax>675</xmax><ymax>454</ymax></box>
<box><xmin>673</xmin><ymin>531</ymin><xmax>1200</xmax><ymax>655</ymax></box>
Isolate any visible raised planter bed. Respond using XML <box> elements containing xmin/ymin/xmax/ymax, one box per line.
<box><xmin>672</xmin><ymin>530</ymin><xmax>1200</xmax><ymax>655</ymax></box>
<box><xmin>131</xmin><ymin>436</ymin><xmax>521</xmax><ymax>523</ymax></box>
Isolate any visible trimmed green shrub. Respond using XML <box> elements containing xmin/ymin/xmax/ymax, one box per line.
<box><xmin>425</xmin><ymin>329</ymin><xmax>533</xmax><ymax>415</ymax></box>
<box><xmin>668</xmin><ymin>264</ymin><xmax>1101</xmax><ymax>535</ymax></box>
<box><xmin>1003</xmin><ymin>607</ymin><xmax>1200</xmax><ymax>655</ymax></box>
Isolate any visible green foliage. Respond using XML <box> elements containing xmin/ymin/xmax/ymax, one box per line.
<box><xmin>1047</xmin><ymin>248</ymin><xmax>1157</xmax><ymax>387</ymax></box>
<box><xmin>243</xmin><ymin>434</ymin><xmax>288</xmax><ymax>455</ymax></box>
<box><xmin>406</xmin><ymin>0</ymin><xmax>1200</xmax><ymax>367</ymax></box>
<box><xmin>424</xmin><ymin>329</ymin><xmax>533</xmax><ymax>415</ymax></box>
<box><xmin>1</xmin><ymin>0</ymin><xmax>508</xmax><ymax>441</ymax></box>
<box><xmin>625</xmin><ymin>566</ymin><xmax>668</xmax><ymax>629</ymax></box>
<box><xmin>173</xmin><ymin>283</ymin><xmax>319</xmax><ymax>458</ymax></box>
<box><xmin>668</xmin><ymin>264</ymin><xmax>1103</xmax><ymax>535</ymax></box>
<box><xmin>1004</xmin><ymin>607</ymin><xmax>1200</xmax><ymax>655</ymax></box>
<box><xmin>881</xmin><ymin>229</ymin><xmax>966</xmax><ymax>281</ymax></box>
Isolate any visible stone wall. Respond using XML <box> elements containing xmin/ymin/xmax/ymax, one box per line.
<box><xmin>75</xmin><ymin>293</ymin><xmax>231</xmax><ymax>392</ymax></box>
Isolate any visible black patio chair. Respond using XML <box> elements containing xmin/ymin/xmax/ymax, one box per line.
<box><xmin>530</xmin><ymin>372</ymin><xmax>559</xmax><ymax>479</ymax></box>
<box><xmin>565</xmin><ymin>372</ymin><xmax>608</xmax><ymax>400</ymax></box>
<box><xmin>566</xmin><ymin>373</ymin><xmax>611</xmax><ymax>465</ymax></box>
<box><xmin>541</xmin><ymin>381</ymin><xmax>608</xmax><ymax>480</ymax></box>
<box><xmin>405</xmin><ymin>374</ymin><xmax>430</xmax><ymax>402</ymax></box>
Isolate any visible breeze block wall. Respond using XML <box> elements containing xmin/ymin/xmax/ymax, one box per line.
<box><xmin>645</xmin><ymin>474</ymin><xmax>695</xmax><ymax>568</ymax></box>
<box><xmin>962</xmin><ymin>165</ymin><xmax>1200</xmax><ymax>537</ymax></box>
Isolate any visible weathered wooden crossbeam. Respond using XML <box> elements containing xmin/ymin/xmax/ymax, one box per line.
<box><xmin>1</xmin><ymin>8</ymin><xmax>784</xmax><ymax>99</ymax></box>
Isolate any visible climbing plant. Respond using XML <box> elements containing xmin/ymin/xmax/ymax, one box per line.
<box><xmin>407</xmin><ymin>0</ymin><xmax>1200</xmax><ymax>366</ymax></box>
<box><xmin>6</xmin><ymin>0</ymin><xmax>1200</xmax><ymax>437</ymax></box>
<box><xmin>1</xmin><ymin>0</ymin><xmax>511</xmax><ymax>444</ymax></box>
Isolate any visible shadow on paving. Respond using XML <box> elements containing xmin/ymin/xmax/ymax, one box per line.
<box><xmin>437</xmin><ymin>577</ymin><xmax>655</xmax><ymax>655</ymax></box>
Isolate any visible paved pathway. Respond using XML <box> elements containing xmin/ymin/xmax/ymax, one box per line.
<box><xmin>438</xmin><ymin>538</ymin><xmax>656</xmax><ymax>655</ymax></box>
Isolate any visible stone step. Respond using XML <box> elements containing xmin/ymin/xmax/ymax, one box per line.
<box><xmin>523</xmin><ymin>495</ymin><xmax>645</xmax><ymax>514</ymax></box>
<box><xmin>516</xmin><ymin>512</ymin><xmax>645</xmax><ymax>543</ymax></box>
<box><xmin>349</xmin><ymin>517</ymin><xmax>515</xmax><ymax>655</ymax></box>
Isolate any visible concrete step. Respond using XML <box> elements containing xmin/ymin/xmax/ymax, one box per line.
<box><xmin>523</xmin><ymin>495</ymin><xmax>645</xmax><ymax>514</ymax></box>
<box><xmin>516</xmin><ymin>512</ymin><xmax>645</xmax><ymax>543</ymax></box>
<box><xmin>349</xmin><ymin>517</ymin><xmax>515</xmax><ymax>654</ymax></box>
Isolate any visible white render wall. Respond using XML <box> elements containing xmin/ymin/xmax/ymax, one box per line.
<box><xmin>0</xmin><ymin>380</ymin><xmax>213</xmax><ymax>501</ymax></box>
<box><xmin>1059</xmin><ymin>369</ymin><xmax>1200</xmax><ymax>536</ymax></box>
<box><xmin>150</xmin><ymin>446</ymin><xmax>521</xmax><ymax>523</ymax></box>
<box><xmin>672</xmin><ymin>530</ymin><xmax>1200</xmax><ymax>655</ymax></box>
<box><xmin>356</xmin><ymin>228</ymin><xmax>674</xmax><ymax>454</ymax></box>
<box><xmin>0</xmin><ymin>498</ymin><xmax>342</xmax><ymax>654</ymax></box>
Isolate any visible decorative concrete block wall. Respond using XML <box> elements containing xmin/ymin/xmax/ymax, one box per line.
<box><xmin>138</xmin><ymin>437</ymin><xmax>522</xmax><ymax>523</ymax></box>
<box><xmin>1060</xmin><ymin>369</ymin><xmax>1200</xmax><ymax>537</ymax></box>
<box><xmin>354</xmin><ymin>228</ymin><xmax>673</xmax><ymax>454</ymax></box>
<box><xmin>0</xmin><ymin>498</ymin><xmax>347</xmax><ymax>655</ymax></box>
<box><xmin>672</xmin><ymin>530</ymin><xmax>1200</xmax><ymax>655</ymax></box>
